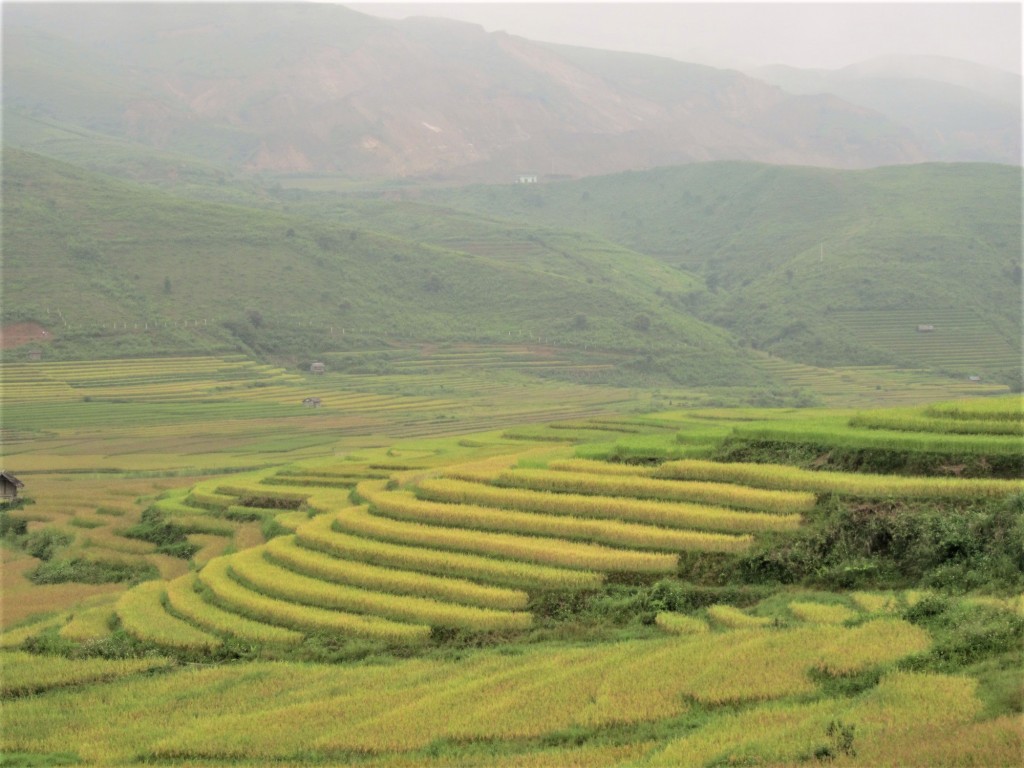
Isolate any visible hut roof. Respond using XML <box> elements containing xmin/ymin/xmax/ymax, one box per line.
<box><xmin>0</xmin><ymin>471</ymin><xmax>24</xmax><ymax>487</ymax></box>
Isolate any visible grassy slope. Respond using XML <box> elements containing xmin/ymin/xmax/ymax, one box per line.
<box><xmin>430</xmin><ymin>162</ymin><xmax>1022</xmax><ymax>376</ymax></box>
<box><xmin>1</xmin><ymin>148</ymin><xmax>765</xmax><ymax>387</ymax></box>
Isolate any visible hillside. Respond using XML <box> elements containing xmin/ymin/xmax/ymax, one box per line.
<box><xmin>1</xmin><ymin>148</ymin><xmax>768</xmax><ymax>388</ymax></box>
<box><xmin>2</xmin><ymin>3</ymin><xmax>933</xmax><ymax>183</ymax></box>
<box><xmin>430</xmin><ymin>161</ymin><xmax>1022</xmax><ymax>381</ymax></box>
<box><xmin>750</xmin><ymin>56</ymin><xmax>1021</xmax><ymax>164</ymax></box>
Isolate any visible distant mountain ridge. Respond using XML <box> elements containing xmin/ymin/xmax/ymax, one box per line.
<box><xmin>0</xmin><ymin>2</ymin><xmax>969</xmax><ymax>182</ymax></box>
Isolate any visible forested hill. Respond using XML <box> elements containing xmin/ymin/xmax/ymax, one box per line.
<box><xmin>430</xmin><ymin>162</ymin><xmax>1022</xmax><ymax>380</ymax></box>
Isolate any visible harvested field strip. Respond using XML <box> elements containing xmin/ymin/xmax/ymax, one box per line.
<box><xmin>494</xmin><ymin>469</ymin><xmax>817</xmax><ymax>514</ymax></box>
<box><xmin>730</xmin><ymin>425</ymin><xmax>1023</xmax><ymax>456</ymax></box>
<box><xmin>164</xmin><ymin>575</ymin><xmax>303</xmax><ymax>645</ymax></box>
<box><xmin>261</xmin><ymin>476</ymin><xmax>359</xmax><ymax>489</ymax></box>
<box><xmin>850</xmin><ymin>411</ymin><xmax>1024</xmax><ymax>435</ymax></box>
<box><xmin>198</xmin><ymin>556</ymin><xmax>431</xmax><ymax>642</ymax></box>
<box><xmin>365</xmin><ymin>483</ymin><xmax>753</xmax><ymax>554</ymax></box>
<box><xmin>0</xmin><ymin>651</ymin><xmax>172</xmax><ymax>698</ymax></box>
<box><xmin>229</xmin><ymin>548</ymin><xmax>532</xmax><ymax>631</ymax></box>
<box><xmin>264</xmin><ymin>535</ymin><xmax>528</xmax><ymax>610</ymax></box>
<box><xmin>334</xmin><ymin>503</ymin><xmax>678</xmax><ymax>573</ymax></box>
<box><xmin>115</xmin><ymin>581</ymin><xmax>221</xmax><ymax>651</ymax></box>
<box><xmin>415</xmin><ymin>478</ymin><xmax>800</xmax><ymax>535</ymax></box>
<box><xmin>653</xmin><ymin>459</ymin><xmax>1023</xmax><ymax>498</ymax></box>
<box><xmin>297</xmin><ymin>513</ymin><xmax>602</xmax><ymax>590</ymax></box>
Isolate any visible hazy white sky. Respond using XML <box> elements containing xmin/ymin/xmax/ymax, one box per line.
<box><xmin>346</xmin><ymin>2</ymin><xmax>1023</xmax><ymax>74</ymax></box>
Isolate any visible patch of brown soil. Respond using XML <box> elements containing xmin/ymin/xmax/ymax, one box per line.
<box><xmin>1</xmin><ymin>323</ymin><xmax>52</xmax><ymax>350</ymax></box>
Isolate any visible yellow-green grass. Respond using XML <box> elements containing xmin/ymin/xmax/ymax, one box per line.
<box><xmin>115</xmin><ymin>581</ymin><xmax>222</xmax><ymax>651</ymax></box>
<box><xmin>1</xmin><ymin>618</ymin><xmax>931</xmax><ymax>762</ymax></box>
<box><xmin>0</xmin><ymin>650</ymin><xmax>172</xmax><ymax>697</ymax></box>
<box><xmin>335</xmin><ymin>504</ymin><xmax>678</xmax><ymax>574</ymax></box>
<box><xmin>653</xmin><ymin>459</ymin><xmax>1023</xmax><ymax>498</ymax></box>
<box><xmin>229</xmin><ymin>547</ymin><xmax>532</xmax><ymax>632</ymax></box>
<box><xmin>788</xmin><ymin>601</ymin><xmax>859</xmax><ymax>624</ymax></box>
<box><xmin>264</xmin><ymin>535</ymin><xmax>528</xmax><ymax>610</ymax></box>
<box><xmin>297</xmin><ymin>513</ymin><xmax>603</xmax><ymax>591</ymax></box>
<box><xmin>0</xmin><ymin>615</ymin><xmax>67</xmax><ymax>648</ymax></box>
<box><xmin>494</xmin><ymin>468</ymin><xmax>817</xmax><ymax>514</ymax></box>
<box><xmin>706</xmin><ymin>605</ymin><xmax>774</xmax><ymax>629</ymax></box>
<box><xmin>363</xmin><ymin>482</ymin><xmax>753</xmax><ymax>554</ymax></box>
<box><xmin>415</xmin><ymin>477</ymin><xmax>801</xmax><ymax>534</ymax></box>
<box><xmin>164</xmin><ymin>574</ymin><xmax>303</xmax><ymax>646</ymax></box>
<box><xmin>654</xmin><ymin>612</ymin><xmax>710</xmax><ymax>635</ymax></box>
<box><xmin>197</xmin><ymin>556</ymin><xmax>431</xmax><ymax>643</ymax></box>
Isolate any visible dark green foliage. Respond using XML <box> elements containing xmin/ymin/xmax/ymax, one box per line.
<box><xmin>737</xmin><ymin>493</ymin><xmax>1024</xmax><ymax>591</ymax></box>
<box><xmin>122</xmin><ymin>507</ymin><xmax>198</xmax><ymax>559</ymax></box>
<box><xmin>0</xmin><ymin>510</ymin><xmax>29</xmax><ymax>537</ymax></box>
<box><xmin>27</xmin><ymin>558</ymin><xmax>158</xmax><ymax>584</ymax></box>
<box><xmin>22</xmin><ymin>528</ymin><xmax>74</xmax><ymax>561</ymax></box>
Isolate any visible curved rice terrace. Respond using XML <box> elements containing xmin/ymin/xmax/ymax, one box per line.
<box><xmin>2</xmin><ymin>382</ymin><xmax>1021</xmax><ymax>766</ymax></box>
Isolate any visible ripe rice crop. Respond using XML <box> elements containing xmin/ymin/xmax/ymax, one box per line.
<box><xmin>297</xmin><ymin>513</ymin><xmax>603</xmax><ymax>590</ymax></box>
<box><xmin>851</xmin><ymin>591</ymin><xmax>901</xmax><ymax>613</ymax></box>
<box><xmin>925</xmin><ymin>395</ymin><xmax>1023</xmax><ymax>422</ymax></box>
<box><xmin>811</xmin><ymin>618</ymin><xmax>930</xmax><ymax>676</ymax></box>
<box><xmin>363</xmin><ymin>483</ymin><xmax>753</xmax><ymax>554</ymax></box>
<box><xmin>198</xmin><ymin>555</ymin><xmax>431</xmax><ymax>642</ymax></box>
<box><xmin>415</xmin><ymin>477</ymin><xmax>801</xmax><ymax>534</ymax></box>
<box><xmin>494</xmin><ymin>468</ymin><xmax>816</xmax><ymax>514</ymax></box>
<box><xmin>729</xmin><ymin>424</ymin><xmax>1023</xmax><ymax>456</ymax></box>
<box><xmin>654</xmin><ymin>459</ymin><xmax>1023</xmax><ymax>498</ymax></box>
<box><xmin>706</xmin><ymin>605</ymin><xmax>773</xmax><ymax>629</ymax></box>
<box><xmin>654</xmin><ymin>612</ymin><xmax>710</xmax><ymax>635</ymax></box>
<box><xmin>228</xmin><ymin>548</ymin><xmax>532</xmax><ymax>631</ymax></box>
<box><xmin>164</xmin><ymin>574</ymin><xmax>303</xmax><ymax>645</ymax></box>
<box><xmin>264</xmin><ymin>535</ymin><xmax>528</xmax><ymax>610</ymax></box>
<box><xmin>849</xmin><ymin>410</ymin><xmax>1024</xmax><ymax>435</ymax></box>
<box><xmin>335</xmin><ymin>504</ymin><xmax>678</xmax><ymax>573</ymax></box>
<box><xmin>115</xmin><ymin>581</ymin><xmax>222</xmax><ymax>651</ymax></box>
<box><xmin>787</xmin><ymin>601</ymin><xmax>858</xmax><ymax>624</ymax></box>
<box><xmin>0</xmin><ymin>616</ymin><xmax>66</xmax><ymax>648</ymax></box>
<box><xmin>545</xmin><ymin>458</ymin><xmax>656</xmax><ymax>476</ymax></box>
<box><xmin>187</xmin><ymin>490</ymin><xmax>237</xmax><ymax>510</ymax></box>
<box><xmin>59</xmin><ymin>603</ymin><xmax>115</xmax><ymax>643</ymax></box>
<box><xmin>1</xmin><ymin>650</ymin><xmax>171</xmax><ymax>697</ymax></box>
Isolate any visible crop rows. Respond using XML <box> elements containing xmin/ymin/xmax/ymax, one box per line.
<box><xmin>653</xmin><ymin>459</ymin><xmax>1023</xmax><ymax>498</ymax></box>
<box><xmin>492</xmin><ymin>468</ymin><xmax>817</xmax><ymax>514</ymax></box>
<box><xmin>115</xmin><ymin>581</ymin><xmax>222</xmax><ymax>651</ymax></box>
<box><xmin>416</xmin><ymin>477</ymin><xmax>801</xmax><ymax>534</ymax></box>
<box><xmin>163</xmin><ymin>574</ymin><xmax>304</xmax><ymax>645</ymax></box>
<box><xmin>196</xmin><ymin>556</ymin><xmax>432</xmax><ymax>642</ymax></box>
<box><xmin>264</xmin><ymin>535</ymin><xmax>528</xmax><ymax>610</ymax></box>
<box><xmin>850</xmin><ymin>410</ymin><xmax>1024</xmax><ymax>435</ymax></box>
<box><xmin>336</xmin><ymin>500</ymin><xmax>678</xmax><ymax>573</ymax></box>
<box><xmin>297</xmin><ymin>512</ymin><xmax>603</xmax><ymax>590</ymax></box>
<box><xmin>229</xmin><ymin>547</ymin><xmax>532</xmax><ymax>631</ymax></box>
<box><xmin>0</xmin><ymin>651</ymin><xmax>171</xmax><ymax>698</ymax></box>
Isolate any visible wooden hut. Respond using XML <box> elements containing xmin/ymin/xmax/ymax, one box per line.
<box><xmin>310</xmin><ymin>362</ymin><xmax>326</xmax><ymax>375</ymax></box>
<box><xmin>0</xmin><ymin>472</ymin><xmax>24</xmax><ymax>503</ymax></box>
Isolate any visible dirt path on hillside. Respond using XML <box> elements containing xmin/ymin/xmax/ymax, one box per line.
<box><xmin>1</xmin><ymin>323</ymin><xmax>51</xmax><ymax>349</ymax></box>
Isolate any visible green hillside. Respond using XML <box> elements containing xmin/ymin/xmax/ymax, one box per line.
<box><xmin>430</xmin><ymin>162</ymin><xmax>1021</xmax><ymax>381</ymax></box>
<box><xmin>1</xmin><ymin>148</ymin><xmax>767</xmax><ymax>388</ymax></box>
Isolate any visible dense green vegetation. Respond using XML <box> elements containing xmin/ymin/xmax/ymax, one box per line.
<box><xmin>431</xmin><ymin>162</ymin><xmax>1022</xmax><ymax>381</ymax></box>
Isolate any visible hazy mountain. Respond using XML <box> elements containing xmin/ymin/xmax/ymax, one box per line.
<box><xmin>751</xmin><ymin>56</ymin><xmax>1021</xmax><ymax>164</ymax></box>
<box><xmin>4</xmin><ymin>2</ymin><xmax>933</xmax><ymax>183</ymax></box>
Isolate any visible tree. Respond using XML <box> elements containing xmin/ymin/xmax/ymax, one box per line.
<box><xmin>247</xmin><ymin>310</ymin><xmax>263</xmax><ymax>328</ymax></box>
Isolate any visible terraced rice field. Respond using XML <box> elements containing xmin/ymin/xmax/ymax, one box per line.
<box><xmin>829</xmin><ymin>308</ymin><xmax>1020</xmax><ymax>373</ymax></box>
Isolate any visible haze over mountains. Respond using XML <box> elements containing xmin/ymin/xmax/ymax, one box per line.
<box><xmin>4</xmin><ymin>3</ymin><xmax>1019</xmax><ymax>182</ymax></box>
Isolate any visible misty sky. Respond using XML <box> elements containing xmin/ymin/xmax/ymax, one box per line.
<box><xmin>347</xmin><ymin>2</ymin><xmax>1022</xmax><ymax>74</ymax></box>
